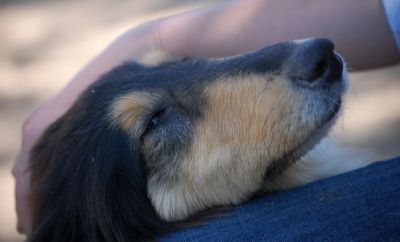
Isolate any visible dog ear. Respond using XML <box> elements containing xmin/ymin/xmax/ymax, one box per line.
<box><xmin>29</xmin><ymin>97</ymin><xmax>164</xmax><ymax>242</ymax></box>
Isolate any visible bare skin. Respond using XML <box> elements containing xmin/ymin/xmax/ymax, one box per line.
<box><xmin>12</xmin><ymin>0</ymin><xmax>399</xmax><ymax>236</ymax></box>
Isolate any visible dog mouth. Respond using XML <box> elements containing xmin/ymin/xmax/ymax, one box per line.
<box><xmin>323</xmin><ymin>98</ymin><xmax>342</xmax><ymax>123</ymax></box>
<box><xmin>263</xmin><ymin>94</ymin><xmax>342</xmax><ymax>182</ymax></box>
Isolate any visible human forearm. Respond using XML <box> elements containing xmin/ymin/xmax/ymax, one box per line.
<box><xmin>160</xmin><ymin>0</ymin><xmax>399</xmax><ymax>70</ymax></box>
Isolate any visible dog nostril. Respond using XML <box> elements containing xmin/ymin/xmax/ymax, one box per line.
<box><xmin>312</xmin><ymin>59</ymin><xmax>329</xmax><ymax>81</ymax></box>
<box><xmin>296</xmin><ymin>59</ymin><xmax>329</xmax><ymax>83</ymax></box>
<box><xmin>289</xmin><ymin>38</ymin><xmax>342</xmax><ymax>85</ymax></box>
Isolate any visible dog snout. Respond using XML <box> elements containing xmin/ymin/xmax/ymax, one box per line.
<box><xmin>287</xmin><ymin>38</ymin><xmax>343</xmax><ymax>86</ymax></box>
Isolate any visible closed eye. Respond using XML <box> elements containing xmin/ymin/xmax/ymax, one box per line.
<box><xmin>142</xmin><ymin>107</ymin><xmax>167</xmax><ymax>137</ymax></box>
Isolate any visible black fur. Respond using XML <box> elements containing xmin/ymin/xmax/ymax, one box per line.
<box><xmin>29</xmin><ymin>41</ymin><xmax>299</xmax><ymax>241</ymax></box>
<box><xmin>30</xmin><ymin>89</ymin><xmax>164</xmax><ymax>241</ymax></box>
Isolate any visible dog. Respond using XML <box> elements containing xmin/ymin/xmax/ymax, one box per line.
<box><xmin>28</xmin><ymin>38</ymin><xmax>370</xmax><ymax>242</ymax></box>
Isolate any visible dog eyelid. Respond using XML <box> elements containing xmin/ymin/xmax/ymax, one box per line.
<box><xmin>143</xmin><ymin>107</ymin><xmax>167</xmax><ymax>135</ymax></box>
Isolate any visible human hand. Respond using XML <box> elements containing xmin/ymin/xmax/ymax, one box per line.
<box><xmin>13</xmin><ymin>147</ymin><xmax>33</xmax><ymax>236</ymax></box>
<box><xmin>12</xmin><ymin>98</ymin><xmax>68</xmax><ymax>235</ymax></box>
<box><xmin>11</xmin><ymin>20</ymin><xmax>161</xmax><ymax>236</ymax></box>
<box><xmin>13</xmin><ymin>110</ymin><xmax>46</xmax><ymax>235</ymax></box>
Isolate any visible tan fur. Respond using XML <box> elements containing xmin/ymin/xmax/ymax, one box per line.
<box><xmin>264</xmin><ymin>138</ymin><xmax>373</xmax><ymax>191</ymax></box>
<box><xmin>111</xmin><ymin>92</ymin><xmax>160</xmax><ymax>133</ymax></box>
<box><xmin>148</xmin><ymin>75</ymin><xmax>331</xmax><ymax>221</ymax></box>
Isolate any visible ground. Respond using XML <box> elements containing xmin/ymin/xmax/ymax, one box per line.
<box><xmin>0</xmin><ymin>0</ymin><xmax>399</xmax><ymax>241</ymax></box>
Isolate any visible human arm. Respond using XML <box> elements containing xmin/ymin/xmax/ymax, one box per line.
<box><xmin>159</xmin><ymin>0</ymin><xmax>399</xmax><ymax>69</ymax></box>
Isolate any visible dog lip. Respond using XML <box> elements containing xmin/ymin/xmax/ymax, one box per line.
<box><xmin>324</xmin><ymin>98</ymin><xmax>341</xmax><ymax>123</ymax></box>
<box><xmin>334</xmin><ymin>53</ymin><xmax>343</xmax><ymax>71</ymax></box>
<box><xmin>335</xmin><ymin>53</ymin><xmax>342</xmax><ymax>63</ymax></box>
<box><xmin>262</xmin><ymin>99</ymin><xmax>341</xmax><ymax>181</ymax></box>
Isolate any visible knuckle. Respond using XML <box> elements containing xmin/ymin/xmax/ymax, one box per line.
<box><xmin>12</xmin><ymin>153</ymin><xmax>24</xmax><ymax>177</ymax></box>
<box><xmin>21</xmin><ymin>115</ymin><xmax>43</xmax><ymax>143</ymax></box>
<box><xmin>22</xmin><ymin>116</ymin><xmax>36</xmax><ymax>137</ymax></box>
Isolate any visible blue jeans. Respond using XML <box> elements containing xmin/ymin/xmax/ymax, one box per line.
<box><xmin>160</xmin><ymin>157</ymin><xmax>400</xmax><ymax>241</ymax></box>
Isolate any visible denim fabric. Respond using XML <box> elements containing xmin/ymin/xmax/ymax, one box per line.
<box><xmin>160</xmin><ymin>157</ymin><xmax>400</xmax><ymax>241</ymax></box>
<box><xmin>383</xmin><ymin>0</ymin><xmax>400</xmax><ymax>51</ymax></box>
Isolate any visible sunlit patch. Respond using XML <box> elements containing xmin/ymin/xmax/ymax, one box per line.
<box><xmin>136</xmin><ymin>49</ymin><xmax>182</xmax><ymax>66</ymax></box>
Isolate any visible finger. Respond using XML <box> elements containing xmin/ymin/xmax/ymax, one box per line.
<box><xmin>14</xmin><ymin>152</ymin><xmax>33</xmax><ymax>235</ymax></box>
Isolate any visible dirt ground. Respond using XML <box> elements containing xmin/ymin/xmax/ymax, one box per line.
<box><xmin>0</xmin><ymin>1</ymin><xmax>399</xmax><ymax>241</ymax></box>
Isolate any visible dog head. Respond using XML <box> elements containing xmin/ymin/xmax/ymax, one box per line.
<box><xmin>30</xmin><ymin>38</ymin><xmax>346</xmax><ymax>241</ymax></box>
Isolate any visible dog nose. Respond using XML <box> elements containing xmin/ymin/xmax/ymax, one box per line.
<box><xmin>287</xmin><ymin>38</ymin><xmax>343</xmax><ymax>85</ymax></box>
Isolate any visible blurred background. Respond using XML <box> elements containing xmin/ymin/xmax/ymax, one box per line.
<box><xmin>0</xmin><ymin>0</ymin><xmax>399</xmax><ymax>241</ymax></box>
